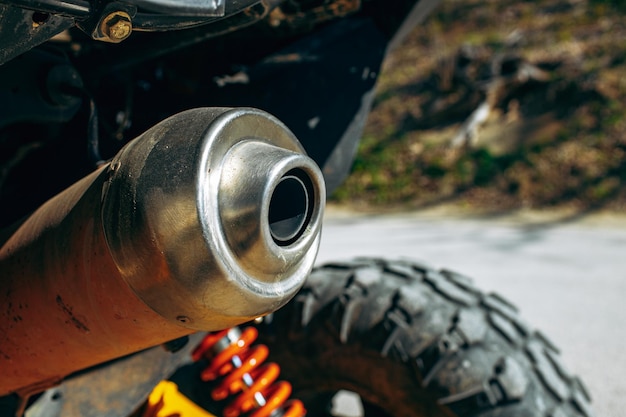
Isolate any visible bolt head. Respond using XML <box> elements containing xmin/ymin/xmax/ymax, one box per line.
<box><xmin>100</xmin><ymin>12</ymin><xmax>132</xmax><ymax>43</ymax></box>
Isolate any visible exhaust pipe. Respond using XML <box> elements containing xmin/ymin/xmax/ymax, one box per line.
<box><xmin>0</xmin><ymin>107</ymin><xmax>325</xmax><ymax>396</ymax></box>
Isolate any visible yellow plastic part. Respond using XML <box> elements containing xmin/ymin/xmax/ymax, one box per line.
<box><xmin>142</xmin><ymin>380</ymin><xmax>217</xmax><ymax>417</ymax></box>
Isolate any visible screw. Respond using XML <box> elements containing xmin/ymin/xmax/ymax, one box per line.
<box><xmin>176</xmin><ymin>315</ymin><xmax>191</xmax><ymax>324</ymax></box>
<box><xmin>100</xmin><ymin>11</ymin><xmax>132</xmax><ymax>43</ymax></box>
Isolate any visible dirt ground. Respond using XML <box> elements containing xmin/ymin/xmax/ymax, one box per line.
<box><xmin>332</xmin><ymin>0</ymin><xmax>626</xmax><ymax>215</ymax></box>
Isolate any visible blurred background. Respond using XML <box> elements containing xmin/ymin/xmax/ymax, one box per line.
<box><xmin>331</xmin><ymin>0</ymin><xmax>626</xmax><ymax>216</ymax></box>
<box><xmin>319</xmin><ymin>1</ymin><xmax>626</xmax><ymax>415</ymax></box>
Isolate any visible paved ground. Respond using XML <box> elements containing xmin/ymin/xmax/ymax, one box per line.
<box><xmin>315</xmin><ymin>207</ymin><xmax>626</xmax><ymax>417</ymax></box>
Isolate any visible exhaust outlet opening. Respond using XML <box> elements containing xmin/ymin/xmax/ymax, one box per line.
<box><xmin>269</xmin><ymin>168</ymin><xmax>314</xmax><ymax>246</ymax></box>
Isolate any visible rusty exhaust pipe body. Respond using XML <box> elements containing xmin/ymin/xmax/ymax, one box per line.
<box><xmin>0</xmin><ymin>107</ymin><xmax>325</xmax><ymax>396</ymax></box>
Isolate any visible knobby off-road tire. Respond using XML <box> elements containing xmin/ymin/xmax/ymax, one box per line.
<box><xmin>256</xmin><ymin>257</ymin><xmax>595</xmax><ymax>417</ymax></box>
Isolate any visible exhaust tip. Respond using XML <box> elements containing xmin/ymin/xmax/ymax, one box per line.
<box><xmin>103</xmin><ymin>107</ymin><xmax>325</xmax><ymax>330</ymax></box>
<box><xmin>216</xmin><ymin>137</ymin><xmax>325</xmax><ymax>284</ymax></box>
<box><xmin>268</xmin><ymin>169</ymin><xmax>314</xmax><ymax>246</ymax></box>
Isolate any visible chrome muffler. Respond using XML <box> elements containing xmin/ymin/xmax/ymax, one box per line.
<box><xmin>0</xmin><ymin>107</ymin><xmax>325</xmax><ymax>396</ymax></box>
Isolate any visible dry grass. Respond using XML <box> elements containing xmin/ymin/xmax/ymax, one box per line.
<box><xmin>332</xmin><ymin>0</ymin><xmax>626</xmax><ymax>214</ymax></box>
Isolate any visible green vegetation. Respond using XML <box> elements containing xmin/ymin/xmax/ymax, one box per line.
<box><xmin>332</xmin><ymin>0</ymin><xmax>626</xmax><ymax>213</ymax></box>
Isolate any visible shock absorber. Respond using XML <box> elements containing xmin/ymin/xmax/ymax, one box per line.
<box><xmin>192</xmin><ymin>326</ymin><xmax>306</xmax><ymax>417</ymax></box>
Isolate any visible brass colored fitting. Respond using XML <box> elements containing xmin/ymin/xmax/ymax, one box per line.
<box><xmin>100</xmin><ymin>11</ymin><xmax>132</xmax><ymax>43</ymax></box>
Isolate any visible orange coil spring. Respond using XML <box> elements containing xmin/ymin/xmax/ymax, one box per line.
<box><xmin>192</xmin><ymin>326</ymin><xmax>306</xmax><ymax>417</ymax></box>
